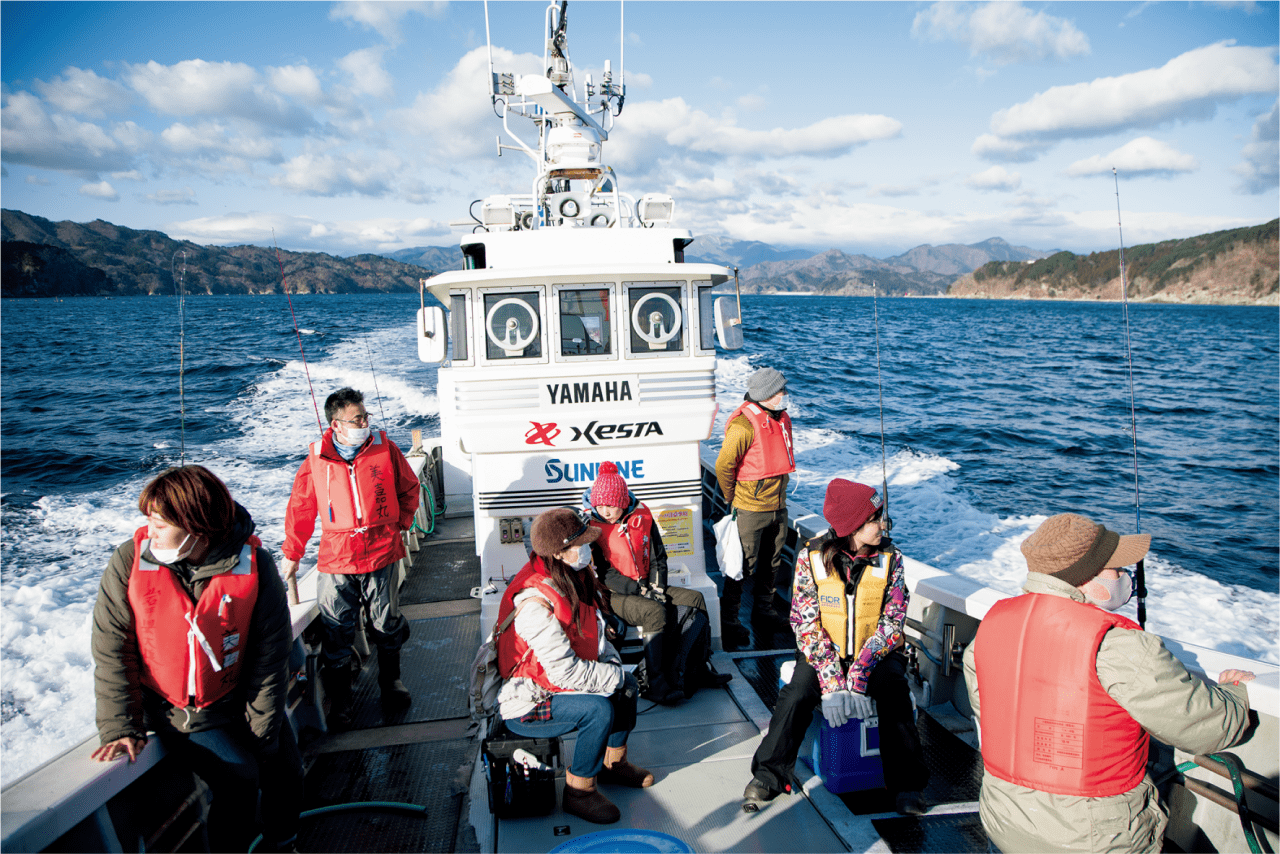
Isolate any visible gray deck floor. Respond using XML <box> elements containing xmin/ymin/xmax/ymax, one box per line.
<box><xmin>301</xmin><ymin>512</ymin><xmax>990</xmax><ymax>853</ymax></box>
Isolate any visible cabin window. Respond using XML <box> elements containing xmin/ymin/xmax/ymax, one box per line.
<box><xmin>695</xmin><ymin>282</ymin><xmax>717</xmax><ymax>352</ymax></box>
<box><xmin>556</xmin><ymin>286</ymin><xmax>613</xmax><ymax>359</ymax></box>
<box><xmin>623</xmin><ymin>282</ymin><xmax>686</xmax><ymax>358</ymax></box>
<box><xmin>482</xmin><ymin>290</ymin><xmax>543</xmax><ymax>360</ymax></box>
<box><xmin>449</xmin><ymin>292</ymin><xmax>471</xmax><ymax>364</ymax></box>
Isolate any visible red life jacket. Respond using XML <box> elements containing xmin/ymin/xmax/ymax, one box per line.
<box><xmin>307</xmin><ymin>430</ymin><xmax>405</xmax><ymax>574</ymax></box>
<box><xmin>127</xmin><ymin>526</ymin><xmax>260</xmax><ymax>709</ymax></box>
<box><xmin>974</xmin><ymin>593</ymin><xmax>1150</xmax><ymax>797</ymax></box>
<box><xmin>726</xmin><ymin>402</ymin><xmax>795</xmax><ymax>481</ymax></box>
<box><xmin>591</xmin><ymin>504</ymin><xmax>654</xmax><ymax>583</ymax></box>
<box><xmin>496</xmin><ymin>557</ymin><xmax>600</xmax><ymax>692</ymax></box>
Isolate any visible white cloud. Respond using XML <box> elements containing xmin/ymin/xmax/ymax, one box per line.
<box><xmin>967</xmin><ymin>166</ymin><xmax>1023</xmax><ymax>191</ymax></box>
<box><xmin>339</xmin><ymin>47</ymin><xmax>393</xmax><ymax>99</ymax></box>
<box><xmin>989</xmin><ymin>41</ymin><xmax>1278</xmax><ymax>142</ymax></box>
<box><xmin>160</xmin><ymin>122</ymin><xmax>278</xmax><ymax>160</ymax></box>
<box><xmin>1066</xmin><ymin>137</ymin><xmax>1199</xmax><ymax>177</ymax></box>
<box><xmin>111</xmin><ymin>170</ymin><xmax>144</xmax><ymax>181</ymax></box>
<box><xmin>79</xmin><ymin>180</ymin><xmax>118</xmax><ymax>200</ymax></box>
<box><xmin>737</xmin><ymin>94</ymin><xmax>767</xmax><ymax>113</ymax></box>
<box><xmin>329</xmin><ymin>1</ymin><xmax>445</xmax><ymax>44</ymax></box>
<box><xmin>270</xmin><ymin>150</ymin><xmax>401</xmax><ymax>196</ymax></box>
<box><xmin>971</xmin><ymin>133</ymin><xmax>1050</xmax><ymax>163</ymax></box>
<box><xmin>0</xmin><ymin>91</ymin><xmax>133</xmax><ymax>173</ymax></box>
<box><xmin>34</xmin><ymin>67</ymin><xmax>132</xmax><ymax>117</ymax></box>
<box><xmin>167</xmin><ymin>212</ymin><xmax>450</xmax><ymax>252</ymax></box>
<box><xmin>912</xmin><ymin>2</ymin><xmax>1090</xmax><ymax>65</ymax></box>
<box><xmin>146</xmin><ymin>187</ymin><xmax>197</xmax><ymax>205</ymax></box>
<box><xmin>391</xmin><ymin>46</ymin><xmax>544</xmax><ymax>160</ymax></box>
<box><xmin>1234</xmin><ymin>101</ymin><xmax>1279</xmax><ymax>194</ymax></box>
<box><xmin>269</xmin><ymin>65</ymin><xmax>325</xmax><ymax>105</ymax></box>
<box><xmin>609</xmin><ymin>97</ymin><xmax>900</xmax><ymax>174</ymax></box>
<box><xmin>124</xmin><ymin>59</ymin><xmax>315</xmax><ymax>131</ymax></box>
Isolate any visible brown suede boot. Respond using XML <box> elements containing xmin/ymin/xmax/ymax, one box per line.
<box><xmin>599</xmin><ymin>745</ymin><xmax>655</xmax><ymax>788</ymax></box>
<box><xmin>563</xmin><ymin>771</ymin><xmax>620</xmax><ymax>824</ymax></box>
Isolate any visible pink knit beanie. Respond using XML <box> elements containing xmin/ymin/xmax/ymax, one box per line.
<box><xmin>591</xmin><ymin>462</ymin><xmax>630</xmax><ymax>508</ymax></box>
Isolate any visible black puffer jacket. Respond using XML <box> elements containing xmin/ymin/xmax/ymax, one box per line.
<box><xmin>91</xmin><ymin>503</ymin><xmax>292</xmax><ymax>749</ymax></box>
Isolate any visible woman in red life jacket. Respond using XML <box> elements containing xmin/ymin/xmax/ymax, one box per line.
<box><xmin>91</xmin><ymin>466</ymin><xmax>302</xmax><ymax>853</ymax></box>
<box><xmin>495</xmin><ymin>508</ymin><xmax>654</xmax><ymax>825</ymax></box>
<box><xmin>584</xmin><ymin>462</ymin><xmax>732</xmax><ymax>704</ymax></box>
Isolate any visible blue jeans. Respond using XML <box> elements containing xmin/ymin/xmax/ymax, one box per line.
<box><xmin>504</xmin><ymin>693</ymin><xmax>632</xmax><ymax>777</ymax></box>
<box><xmin>152</xmin><ymin>718</ymin><xmax>303</xmax><ymax>852</ymax></box>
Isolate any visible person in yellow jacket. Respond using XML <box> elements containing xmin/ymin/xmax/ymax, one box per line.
<box><xmin>715</xmin><ymin>367</ymin><xmax>795</xmax><ymax>647</ymax></box>
<box><xmin>743</xmin><ymin>479</ymin><xmax>928</xmax><ymax>816</ymax></box>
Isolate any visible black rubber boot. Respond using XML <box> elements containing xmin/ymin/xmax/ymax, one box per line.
<box><xmin>641</xmin><ymin>635</ymin><xmax>683</xmax><ymax>705</ymax></box>
<box><xmin>720</xmin><ymin>577</ymin><xmax>749</xmax><ymax>648</ymax></box>
<box><xmin>320</xmin><ymin>664</ymin><xmax>354</xmax><ymax>729</ymax></box>
<box><xmin>377</xmin><ymin>648</ymin><xmax>412</xmax><ymax>710</ymax></box>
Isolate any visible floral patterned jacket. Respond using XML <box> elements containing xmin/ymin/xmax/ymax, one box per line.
<box><xmin>789</xmin><ymin>537</ymin><xmax>909</xmax><ymax>695</ymax></box>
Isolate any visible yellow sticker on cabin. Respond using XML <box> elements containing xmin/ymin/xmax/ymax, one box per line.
<box><xmin>656</xmin><ymin>508</ymin><xmax>695</xmax><ymax>557</ymax></box>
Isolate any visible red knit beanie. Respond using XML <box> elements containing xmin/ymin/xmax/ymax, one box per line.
<box><xmin>591</xmin><ymin>462</ymin><xmax>630</xmax><ymax>508</ymax></box>
<box><xmin>823</xmin><ymin>479</ymin><xmax>883</xmax><ymax>538</ymax></box>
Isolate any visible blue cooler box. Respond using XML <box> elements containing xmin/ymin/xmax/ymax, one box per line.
<box><xmin>810</xmin><ymin>714</ymin><xmax>884</xmax><ymax>794</ymax></box>
<box><xmin>779</xmin><ymin>660</ymin><xmax>886</xmax><ymax>795</ymax></box>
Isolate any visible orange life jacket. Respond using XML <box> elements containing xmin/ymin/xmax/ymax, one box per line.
<box><xmin>975</xmin><ymin>593</ymin><xmax>1150</xmax><ymax>797</ymax></box>
<box><xmin>496</xmin><ymin>557</ymin><xmax>600</xmax><ymax>692</ymax></box>
<box><xmin>726</xmin><ymin>402</ymin><xmax>795</xmax><ymax>481</ymax></box>
<box><xmin>591</xmin><ymin>504</ymin><xmax>654</xmax><ymax>583</ymax></box>
<box><xmin>127</xmin><ymin>526</ymin><xmax>259</xmax><ymax>709</ymax></box>
<box><xmin>305</xmin><ymin>430</ymin><xmax>406</xmax><ymax>574</ymax></box>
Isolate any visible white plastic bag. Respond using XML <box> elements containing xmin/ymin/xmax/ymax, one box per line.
<box><xmin>713</xmin><ymin>513</ymin><xmax>744</xmax><ymax>581</ymax></box>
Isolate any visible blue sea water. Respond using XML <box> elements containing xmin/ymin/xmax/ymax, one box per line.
<box><xmin>2</xmin><ymin>293</ymin><xmax>1277</xmax><ymax>781</ymax></box>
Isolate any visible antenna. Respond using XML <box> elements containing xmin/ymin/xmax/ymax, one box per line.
<box><xmin>1114</xmin><ymin>167</ymin><xmax>1146</xmax><ymax>628</ymax></box>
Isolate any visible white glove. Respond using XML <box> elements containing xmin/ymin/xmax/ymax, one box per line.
<box><xmin>821</xmin><ymin>691</ymin><xmax>853</xmax><ymax>728</ymax></box>
<box><xmin>847</xmin><ymin>691</ymin><xmax>875</xmax><ymax>721</ymax></box>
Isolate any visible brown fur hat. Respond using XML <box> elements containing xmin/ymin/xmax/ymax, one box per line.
<box><xmin>531</xmin><ymin>507</ymin><xmax>601</xmax><ymax>558</ymax></box>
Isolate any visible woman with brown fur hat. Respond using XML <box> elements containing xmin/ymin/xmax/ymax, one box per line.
<box><xmin>494</xmin><ymin>507</ymin><xmax>654</xmax><ymax>824</ymax></box>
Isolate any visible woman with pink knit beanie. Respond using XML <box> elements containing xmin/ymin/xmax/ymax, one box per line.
<box><xmin>585</xmin><ymin>462</ymin><xmax>732</xmax><ymax>703</ymax></box>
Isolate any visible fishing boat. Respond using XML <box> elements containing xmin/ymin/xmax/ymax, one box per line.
<box><xmin>2</xmin><ymin>3</ymin><xmax>1276</xmax><ymax>852</ymax></box>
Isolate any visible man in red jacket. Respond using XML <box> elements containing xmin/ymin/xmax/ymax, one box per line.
<box><xmin>283</xmin><ymin>387</ymin><xmax>421</xmax><ymax>726</ymax></box>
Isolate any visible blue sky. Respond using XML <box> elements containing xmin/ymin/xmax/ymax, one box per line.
<box><xmin>2</xmin><ymin>1</ymin><xmax>1276</xmax><ymax>257</ymax></box>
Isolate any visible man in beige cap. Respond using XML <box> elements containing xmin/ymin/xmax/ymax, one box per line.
<box><xmin>963</xmin><ymin>513</ymin><xmax>1255</xmax><ymax>853</ymax></box>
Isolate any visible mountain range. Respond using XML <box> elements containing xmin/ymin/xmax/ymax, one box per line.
<box><xmin>3</xmin><ymin>208</ymin><xmax>1273</xmax><ymax>304</ymax></box>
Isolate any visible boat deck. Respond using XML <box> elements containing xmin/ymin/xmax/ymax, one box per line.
<box><xmin>296</xmin><ymin>514</ymin><xmax>992</xmax><ymax>853</ymax></box>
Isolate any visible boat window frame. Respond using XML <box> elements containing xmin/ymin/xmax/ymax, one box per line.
<box><xmin>448</xmin><ymin>290</ymin><xmax>475</xmax><ymax>367</ymax></box>
<box><xmin>551</xmin><ymin>283</ymin><xmax>617</xmax><ymax>363</ymax></box>
<box><xmin>476</xmin><ymin>284</ymin><xmax>549</xmax><ymax>366</ymax></box>
<box><xmin>621</xmin><ymin>280</ymin><xmax>690</xmax><ymax>360</ymax></box>
<box><xmin>693</xmin><ymin>280</ymin><xmax>719</xmax><ymax>354</ymax></box>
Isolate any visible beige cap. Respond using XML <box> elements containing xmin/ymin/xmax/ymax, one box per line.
<box><xmin>1021</xmin><ymin>513</ymin><xmax>1151</xmax><ymax>587</ymax></box>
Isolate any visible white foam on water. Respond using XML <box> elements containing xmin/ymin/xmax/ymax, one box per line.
<box><xmin>1</xmin><ymin>321</ymin><xmax>442</xmax><ymax>782</ymax></box>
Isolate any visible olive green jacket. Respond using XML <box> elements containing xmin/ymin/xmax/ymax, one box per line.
<box><xmin>963</xmin><ymin>573</ymin><xmax>1252</xmax><ymax>853</ymax></box>
<box><xmin>92</xmin><ymin>504</ymin><xmax>293</xmax><ymax>749</ymax></box>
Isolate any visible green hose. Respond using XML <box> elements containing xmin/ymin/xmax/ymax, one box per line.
<box><xmin>1169</xmin><ymin>754</ymin><xmax>1262</xmax><ymax>854</ymax></box>
<box><xmin>247</xmin><ymin>800</ymin><xmax>429</xmax><ymax>852</ymax></box>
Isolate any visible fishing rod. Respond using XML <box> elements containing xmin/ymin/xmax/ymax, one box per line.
<box><xmin>1113</xmin><ymin>167</ymin><xmax>1146</xmax><ymax>628</ymax></box>
<box><xmin>274</xmin><ymin>232</ymin><xmax>325</xmax><ymax>435</ymax></box>
<box><xmin>361</xmin><ymin>334</ymin><xmax>388</xmax><ymax>427</ymax></box>
<box><xmin>172</xmin><ymin>250</ymin><xmax>188</xmax><ymax>466</ymax></box>
<box><xmin>872</xmin><ymin>280</ymin><xmax>890</xmax><ymax>524</ymax></box>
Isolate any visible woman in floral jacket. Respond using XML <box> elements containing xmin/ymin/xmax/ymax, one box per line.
<box><xmin>742</xmin><ymin>479</ymin><xmax>929</xmax><ymax>815</ymax></box>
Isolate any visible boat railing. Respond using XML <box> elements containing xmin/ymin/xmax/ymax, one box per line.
<box><xmin>0</xmin><ymin>440</ymin><xmax>444</xmax><ymax>854</ymax></box>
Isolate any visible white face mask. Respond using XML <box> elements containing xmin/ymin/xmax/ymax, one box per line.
<box><xmin>1084</xmin><ymin>570</ymin><xmax>1134</xmax><ymax>611</ymax></box>
<box><xmin>774</xmin><ymin>394</ymin><xmax>789</xmax><ymax>411</ymax></box>
<box><xmin>337</xmin><ymin>425</ymin><xmax>371</xmax><ymax>446</ymax></box>
<box><xmin>566</xmin><ymin>545</ymin><xmax>592</xmax><ymax>571</ymax></box>
<box><xmin>151</xmin><ymin>533</ymin><xmax>193</xmax><ymax>565</ymax></box>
